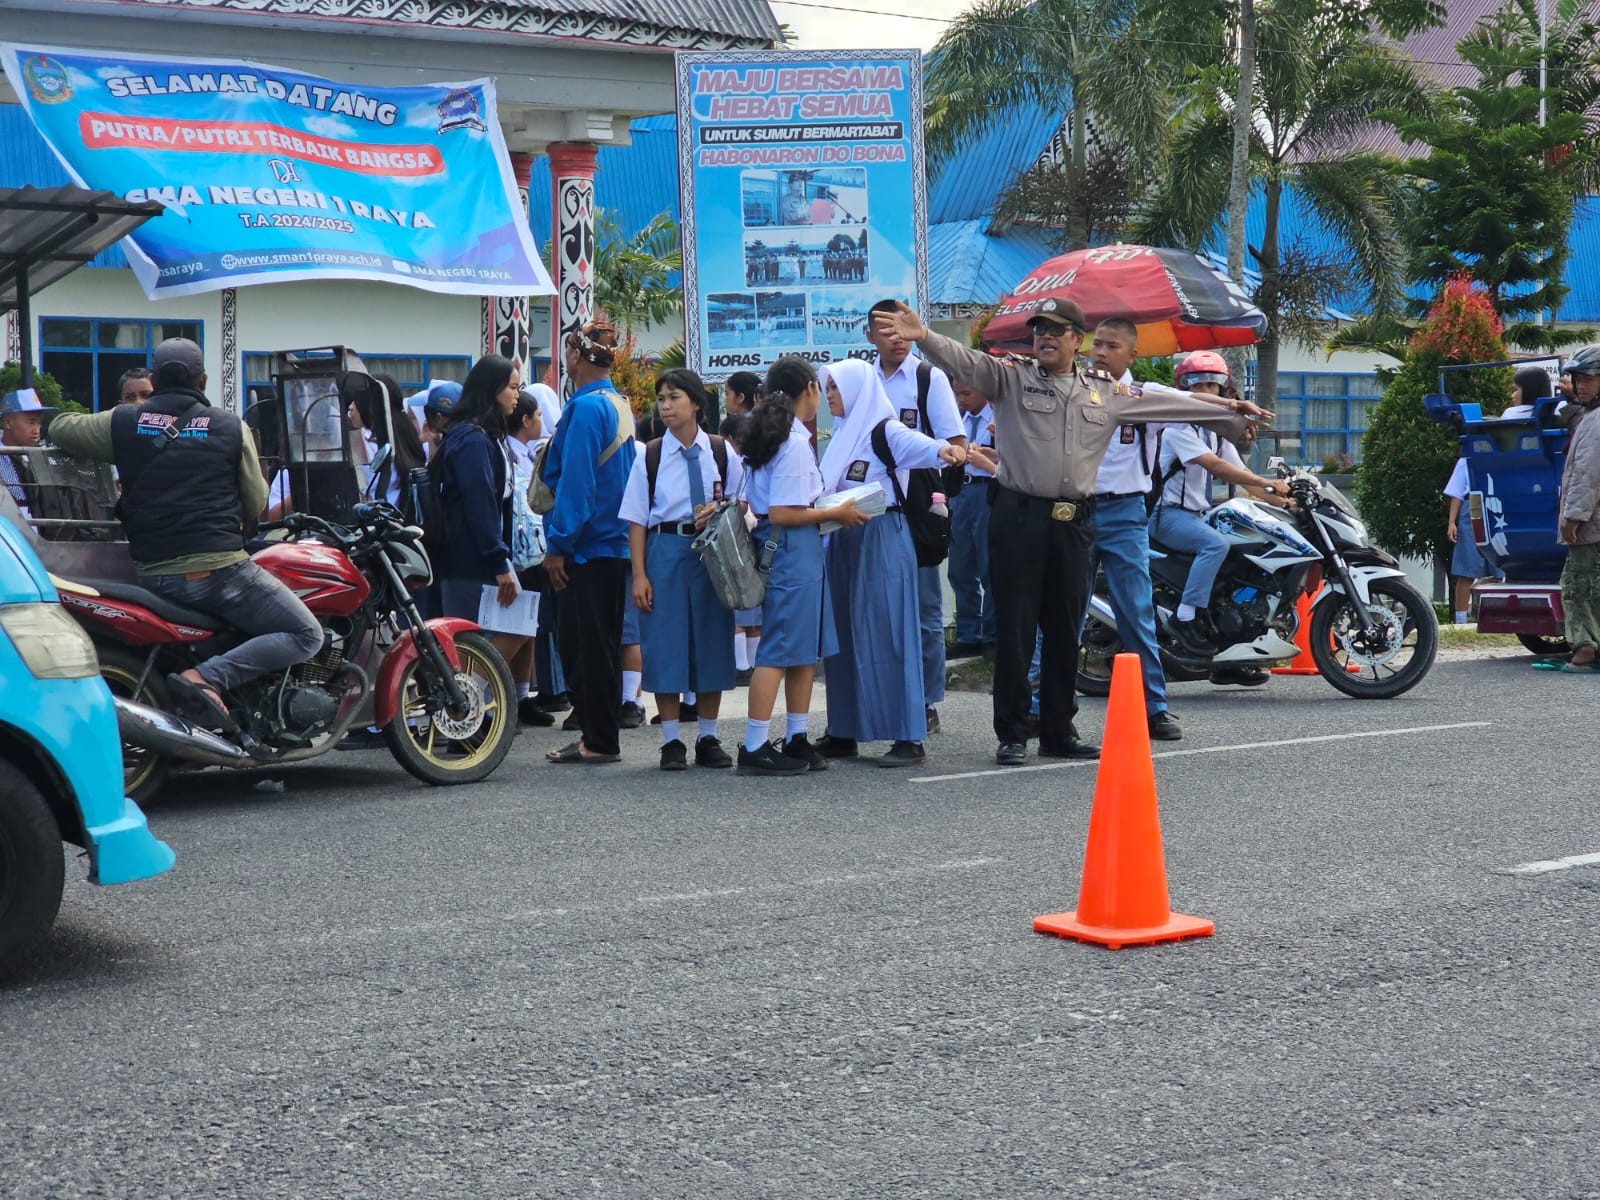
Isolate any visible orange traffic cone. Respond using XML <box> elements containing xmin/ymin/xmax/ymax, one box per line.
<box><xmin>1271</xmin><ymin>589</ymin><xmax>1321</xmax><ymax>676</ymax></box>
<box><xmin>1032</xmin><ymin>652</ymin><xmax>1214</xmax><ymax>950</ymax></box>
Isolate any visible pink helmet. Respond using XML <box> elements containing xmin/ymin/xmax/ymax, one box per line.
<box><xmin>1176</xmin><ymin>350</ymin><xmax>1231</xmax><ymax>390</ymax></box>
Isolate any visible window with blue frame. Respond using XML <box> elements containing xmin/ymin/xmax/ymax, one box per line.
<box><xmin>40</xmin><ymin>318</ymin><xmax>204</xmax><ymax>411</ymax></box>
<box><xmin>241</xmin><ymin>352</ymin><xmax>471</xmax><ymax>405</ymax></box>
<box><xmin>1252</xmin><ymin>371</ymin><xmax>1383</xmax><ymax>469</ymax></box>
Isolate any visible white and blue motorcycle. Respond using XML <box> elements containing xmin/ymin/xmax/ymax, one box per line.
<box><xmin>1079</xmin><ymin>463</ymin><xmax>1438</xmax><ymax>700</ymax></box>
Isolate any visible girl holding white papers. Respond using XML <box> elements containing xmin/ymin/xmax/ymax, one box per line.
<box><xmin>621</xmin><ymin>370</ymin><xmax>741</xmax><ymax>771</ymax></box>
<box><xmin>814</xmin><ymin>360</ymin><xmax>965</xmax><ymax>767</ymax></box>
<box><xmin>734</xmin><ymin>356</ymin><xmax>869</xmax><ymax>777</ymax></box>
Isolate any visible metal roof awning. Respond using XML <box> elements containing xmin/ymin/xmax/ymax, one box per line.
<box><xmin>0</xmin><ymin>185</ymin><xmax>161</xmax><ymax>316</ymax></box>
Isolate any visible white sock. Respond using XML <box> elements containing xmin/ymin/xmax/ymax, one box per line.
<box><xmin>683</xmin><ymin>691</ymin><xmax>696</xmax><ymax>706</ymax></box>
<box><xmin>660</xmin><ymin>719</ymin><xmax>680</xmax><ymax>744</ymax></box>
<box><xmin>621</xmin><ymin>670</ymin><xmax>641</xmax><ymax>705</ymax></box>
<box><xmin>1177</xmin><ymin>603</ymin><xmax>1197</xmax><ymax>622</ymax></box>
<box><xmin>697</xmin><ymin>717</ymin><xmax>718</xmax><ymax>741</ymax></box>
<box><xmin>744</xmin><ymin>718</ymin><xmax>771</xmax><ymax>752</ymax></box>
<box><xmin>786</xmin><ymin>712</ymin><xmax>808</xmax><ymax>739</ymax></box>
<box><xmin>516</xmin><ymin>682</ymin><xmax>530</xmax><ymax>699</ymax></box>
<box><xmin>747</xmin><ymin>635</ymin><xmax>761</xmax><ymax>665</ymax></box>
<box><xmin>735</xmin><ymin>632</ymin><xmax>750</xmax><ymax>670</ymax></box>
<box><xmin>1454</xmin><ymin>611</ymin><xmax>1469</xmax><ymax>624</ymax></box>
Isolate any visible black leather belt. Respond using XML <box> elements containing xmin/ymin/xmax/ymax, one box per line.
<box><xmin>998</xmin><ymin>486</ymin><xmax>1094</xmax><ymax>522</ymax></box>
<box><xmin>1093</xmin><ymin>491</ymin><xmax>1145</xmax><ymax>502</ymax></box>
<box><xmin>651</xmin><ymin>521</ymin><xmax>698</xmax><ymax>536</ymax></box>
<box><xmin>963</xmin><ymin>473</ymin><xmax>991</xmax><ymax>485</ymax></box>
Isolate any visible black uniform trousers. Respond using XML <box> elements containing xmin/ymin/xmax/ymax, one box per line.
<box><xmin>987</xmin><ymin>486</ymin><xmax>1093</xmax><ymax>745</ymax></box>
<box><xmin>557</xmin><ymin>555</ymin><xmax>629</xmax><ymax>756</ymax></box>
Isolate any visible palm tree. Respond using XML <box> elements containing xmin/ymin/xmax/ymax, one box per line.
<box><xmin>924</xmin><ymin>0</ymin><xmax>1178</xmax><ymax>249</ymax></box>
<box><xmin>1135</xmin><ymin>7</ymin><xmax>1436</xmax><ymax>403</ymax></box>
<box><xmin>591</xmin><ymin>209</ymin><xmax>683</xmax><ymax>337</ymax></box>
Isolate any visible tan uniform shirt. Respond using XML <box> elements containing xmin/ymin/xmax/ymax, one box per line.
<box><xmin>919</xmin><ymin>331</ymin><xmax>1250</xmax><ymax>500</ymax></box>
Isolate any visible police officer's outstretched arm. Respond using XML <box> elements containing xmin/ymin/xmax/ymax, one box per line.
<box><xmin>871</xmin><ymin>303</ymin><xmax>1010</xmax><ymax>404</ymax></box>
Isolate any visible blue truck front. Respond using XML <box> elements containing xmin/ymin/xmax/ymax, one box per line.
<box><xmin>0</xmin><ymin>517</ymin><xmax>173</xmax><ymax>966</ymax></box>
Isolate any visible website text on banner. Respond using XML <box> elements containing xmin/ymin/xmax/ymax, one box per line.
<box><xmin>0</xmin><ymin>43</ymin><xmax>553</xmax><ymax>300</ymax></box>
<box><xmin>675</xmin><ymin>50</ymin><xmax>929</xmax><ymax>383</ymax></box>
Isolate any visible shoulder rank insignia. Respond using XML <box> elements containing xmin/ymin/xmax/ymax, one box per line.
<box><xmin>1112</xmin><ymin>380</ymin><xmax>1134</xmax><ymax>397</ymax></box>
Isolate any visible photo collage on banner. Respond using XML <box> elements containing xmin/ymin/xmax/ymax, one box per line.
<box><xmin>1</xmin><ymin>43</ymin><xmax>552</xmax><ymax>299</ymax></box>
<box><xmin>675</xmin><ymin>50</ymin><xmax>929</xmax><ymax>391</ymax></box>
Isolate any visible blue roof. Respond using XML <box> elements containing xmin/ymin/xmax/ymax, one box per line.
<box><xmin>927</xmin><ymin>100</ymin><xmax>1059</xmax><ymax>224</ymax></box>
<box><xmin>927</xmin><ymin>219</ymin><xmax>1059</xmax><ymax>305</ymax></box>
<box><xmin>526</xmin><ymin>118</ymin><xmax>680</xmax><ymax>246</ymax></box>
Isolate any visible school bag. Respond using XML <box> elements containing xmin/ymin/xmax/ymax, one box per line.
<box><xmin>692</xmin><ymin>497</ymin><xmax>772</xmax><ymax>610</ymax></box>
<box><xmin>870</xmin><ymin>418</ymin><xmax>951</xmax><ymax>568</ymax></box>
<box><xmin>510</xmin><ymin>471</ymin><xmax>547</xmax><ymax>570</ymax></box>
<box><xmin>528</xmin><ymin>387</ymin><xmax>635</xmax><ymax>515</ymax></box>
<box><xmin>644</xmin><ymin>434</ymin><xmax>730</xmax><ymax>510</ymax></box>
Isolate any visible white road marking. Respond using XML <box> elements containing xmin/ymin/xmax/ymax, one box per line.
<box><xmin>1498</xmin><ymin>851</ymin><xmax>1600</xmax><ymax>876</ymax></box>
<box><xmin>912</xmin><ymin>721</ymin><xmax>1494</xmax><ymax>784</ymax></box>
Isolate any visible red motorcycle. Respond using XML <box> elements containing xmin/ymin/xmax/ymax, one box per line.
<box><xmin>58</xmin><ymin>501</ymin><xmax>518</xmax><ymax>801</ymax></box>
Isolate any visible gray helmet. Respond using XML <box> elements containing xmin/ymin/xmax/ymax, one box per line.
<box><xmin>1566</xmin><ymin>345</ymin><xmax>1600</xmax><ymax>376</ymax></box>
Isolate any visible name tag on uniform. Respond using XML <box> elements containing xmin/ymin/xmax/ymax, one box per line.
<box><xmin>846</xmin><ymin>460</ymin><xmax>869</xmax><ymax>483</ymax></box>
<box><xmin>899</xmin><ymin>407</ymin><xmax>918</xmax><ymax>428</ymax></box>
<box><xmin>1120</xmin><ymin>424</ymin><xmax>1137</xmax><ymax>445</ymax></box>
<box><xmin>712</xmin><ymin>480</ymin><xmax>724</xmax><ymax>501</ymax></box>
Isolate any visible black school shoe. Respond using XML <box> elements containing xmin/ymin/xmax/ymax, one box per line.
<box><xmin>651</xmin><ymin>703</ymin><xmax>699</xmax><ymax>725</ymax></box>
<box><xmin>660</xmin><ymin>739</ymin><xmax>689</xmax><ymax>771</ymax></box>
<box><xmin>1147</xmin><ymin>711</ymin><xmax>1183</xmax><ymax>742</ymax></box>
<box><xmin>562</xmin><ymin>712</ymin><xmax>583</xmax><ymax>732</ymax></box>
<box><xmin>737</xmin><ymin>741</ymin><xmax>807</xmax><ymax>776</ymax></box>
<box><xmin>815</xmin><ymin>733</ymin><xmax>859</xmax><ymax>758</ymax></box>
<box><xmin>1171</xmin><ymin>617</ymin><xmax>1217</xmax><ymax>658</ymax></box>
<box><xmin>1211</xmin><ymin>665</ymin><xmax>1270</xmax><ymax>687</ymax></box>
<box><xmin>781</xmin><ymin>734</ymin><xmax>829</xmax><ymax>772</ymax></box>
<box><xmin>695</xmin><ymin>736</ymin><xmax>733</xmax><ymax>768</ymax></box>
<box><xmin>533</xmin><ymin>691</ymin><xmax>571</xmax><ymax>712</ymax></box>
<box><xmin>618</xmin><ymin>701</ymin><xmax>646</xmax><ymax>729</ymax></box>
<box><xmin>995</xmin><ymin>741</ymin><xmax>1028</xmax><ymax>766</ymax></box>
<box><xmin>879</xmin><ymin>740</ymin><xmax>926</xmax><ymax>767</ymax></box>
<box><xmin>1038</xmin><ymin>727</ymin><xmax>1100</xmax><ymax>759</ymax></box>
<box><xmin>518</xmin><ymin>698</ymin><xmax>556</xmax><ymax>727</ymax></box>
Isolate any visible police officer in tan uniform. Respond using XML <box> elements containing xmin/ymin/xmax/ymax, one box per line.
<box><xmin>872</xmin><ymin>299</ymin><xmax>1270</xmax><ymax>766</ymax></box>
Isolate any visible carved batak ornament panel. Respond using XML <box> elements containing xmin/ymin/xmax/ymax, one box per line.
<box><xmin>555</xmin><ymin>173</ymin><xmax>596</xmax><ymax>393</ymax></box>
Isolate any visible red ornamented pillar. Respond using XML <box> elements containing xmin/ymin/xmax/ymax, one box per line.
<box><xmin>548</xmin><ymin>141</ymin><xmax>598</xmax><ymax>397</ymax></box>
<box><xmin>483</xmin><ymin>151</ymin><xmax>536</xmax><ymax>372</ymax></box>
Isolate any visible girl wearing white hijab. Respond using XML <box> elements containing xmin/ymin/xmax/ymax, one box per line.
<box><xmin>815</xmin><ymin>359</ymin><xmax>965</xmax><ymax>766</ymax></box>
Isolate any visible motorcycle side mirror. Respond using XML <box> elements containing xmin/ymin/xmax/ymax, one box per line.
<box><xmin>1267</xmin><ymin>455</ymin><xmax>1288</xmax><ymax>476</ymax></box>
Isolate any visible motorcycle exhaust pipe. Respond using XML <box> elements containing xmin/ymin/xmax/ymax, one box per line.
<box><xmin>115</xmin><ymin>697</ymin><xmax>254</xmax><ymax>767</ymax></box>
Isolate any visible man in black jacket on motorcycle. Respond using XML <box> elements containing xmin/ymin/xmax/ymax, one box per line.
<box><xmin>46</xmin><ymin>338</ymin><xmax>323</xmax><ymax>730</ymax></box>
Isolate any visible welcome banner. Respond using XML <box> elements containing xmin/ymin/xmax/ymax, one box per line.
<box><xmin>2</xmin><ymin>44</ymin><xmax>553</xmax><ymax>299</ymax></box>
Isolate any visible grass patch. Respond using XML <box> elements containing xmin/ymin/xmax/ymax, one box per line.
<box><xmin>1437</xmin><ymin>627</ymin><xmax>1523</xmax><ymax>651</ymax></box>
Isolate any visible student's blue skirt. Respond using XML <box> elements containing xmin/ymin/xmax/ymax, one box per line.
<box><xmin>639</xmin><ymin>532</ymin><xmax>736</xmax><ymax>694</ymax></box>
<box><xmin>753</xmin><ymin>519</ymin><xmax>837</xmax><ymax>668</ymax></box>
<box><xmin>1451</xmin><ymin>505</ymin><xmax>1490</xmax><ymax>578</ymax></box>
<box><xmin>734</xmin><ymin>603</ymin><xmax>764</xmax><ymax>625</ymax></box>
<box><xmin>623</xmin><ymin>592</ymin><xmax>641</xmax><ymax>644</ymax></box>
<box><xmin>823</xmin><ymin>511</ymin><xmax>926</xmax><ymax>742</ymax></box>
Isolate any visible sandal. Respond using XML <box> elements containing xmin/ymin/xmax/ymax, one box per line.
<box><xmin>545</xmin><ymin>740</ymin><xmax>620</xmax><ymax>764</ymax></box>
<box><xmin>1558</xmin><ymin>660</ymin><xmax>1600</xmax><ymax>673</ymax></box>
<box><xmin>1531</xmin><ymin>657</ymin><xmax>1570</xmax><ymax>670</ymax></box>
<box><xmin>166</xmin><ymin>673</ymin><xmax>237</xmax><ymax>732</ymax></box>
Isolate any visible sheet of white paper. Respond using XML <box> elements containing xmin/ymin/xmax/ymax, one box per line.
<box><xmin>816</xmin><ymin>482</ymin><xmax>887</xmax><ymax>535</ymax></box>
<box><xmin>477</xmin><ymin>585</ymin><xmax>540</xmax><ymax>637</ymax></box>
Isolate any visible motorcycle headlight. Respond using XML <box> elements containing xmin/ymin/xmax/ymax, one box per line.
<box><xmin>0</xmin><ymin>603</ymin><xmax>101</xmax><ymax>679</ymax></box>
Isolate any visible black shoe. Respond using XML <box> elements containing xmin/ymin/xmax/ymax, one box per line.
<box><xmin>337</xmin><ymin>726</ymin><xmax>386</xmax><ymax>750</ymax></box>
<box><xmin>518</xmin><ymin>697</ymin><xmax>556</xmax><ymax>726</ymax></box>
<box><xmin>1210</xmin><ymin>665</ymin><xmax>1270</xmax><ymax>687</ymax></box>
<box><xmin>694</xmin><ymin>736</ymin><xmax>733</xmax><ymax>768</ymax></box>
<box><xmin>562</xmin><ymin>712</ymin><xmax>583</xmax><ymax>732</ymax></box>
<box><xmin>660</xmin><ymin>739</ymin><xmax>688</xmax><ymax>770</ymax></box>
<box><xmin>534</xmin><ymin>691</ymin><xmax>571</xmax><ymax>713</ymax></box>
<box><xmin>950</xmin><ymin>642</ymin><xmax>984</xmax><ymax>658</ymax></box>
<box><xmin>815</xmin><ymin>733</ymin><xmax>859</xmax><ymax>759</ymax></box>
<box><xmin>1148</xmin><ymin>711</ymin><xmax>1183</xmax><ymax>742</ymax></box>
<box><xmin>618</xmin><ymin>701</ymin><xmax>646</xmax><ymax>729</ymax></box>
<box><xmin>737</xmin><ymin>741</ymin><xmax>807</xmax><ymax>776</ymax></box>
<box><xmin>995</xmin><ymin>741</ymin><xmax>1028</xmax><ymax>766</ymax></box>
<box><xmin>735</xmin><ymin>668</ymin><xmax>754</xmax><ymax>687</ymax></box>
<box><xmin>1171</xmin><ymin>617</ymin><xmax>1217</xmax><ymax>658</ymax></box>
<box><xmin>650</xmin><ymin>702</ymin><xmax>699</xmax><ymax>725</ymax></box>
<box><xmin>925</xmin><ymin>706</ymin><xmax>941</xmax><ymax>735</ymax></box>
<box><xmin>879</xmin><ymin>740</ymin><xmax>926</xmax><ymax>767</ymax></box>
<box><xmin>781</xmin><ymin>733</ymin><xmax>829</xmax><ymax>772</ymax></box>
<box><xmin>1039</xmin><ymin>726</ymin><xmax>1100</xmax><ymax>759</ymax></box>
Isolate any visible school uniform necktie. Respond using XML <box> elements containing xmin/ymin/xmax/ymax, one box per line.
<box><xmin>682</xmin><ymin>444</ymin><xmax>706</xmax><ymax>511</ymax></box>
<box><xmin>965</xmin><ymin>412</ymin><xmax>981</xmax><ymax>446</ymax></box>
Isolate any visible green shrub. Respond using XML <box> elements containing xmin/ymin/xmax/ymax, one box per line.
<box><xmin>0</xmin><ymin>363</ymin><xmax>82</xmax><ymax>412</ymax></box>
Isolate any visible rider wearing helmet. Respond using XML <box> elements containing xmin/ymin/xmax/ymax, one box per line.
<box><xmin>1149</xmin><ymin>351</ymin><xmax>1292</xmax><ymax>661</ymax></box>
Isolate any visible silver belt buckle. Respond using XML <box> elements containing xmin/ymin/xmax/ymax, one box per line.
<box><xmin>1051</xmin><ymin>501</ymin><xmax>1077</xmax><ymax>523</ymax></box>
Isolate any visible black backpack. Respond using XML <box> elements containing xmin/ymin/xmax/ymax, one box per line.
<box><xmin>871</xmin><ymin>418</ymin><xmax>951</xmax><ymax>567</ymax></box>
<box><xmin>404</xmin><ymin>430</ymin><xmax>449</xmax><ymax>564</ymax></box>
<box><xmin>645</xmin><ymin>434</ymin><xmax>731</xmax><ymax>510</ymax></box>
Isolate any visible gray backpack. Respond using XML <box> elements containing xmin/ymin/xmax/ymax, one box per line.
<box><xmin>691</xmin><ymin>497</ymin><xmax>774</xmax><ymax>610</ymax></box>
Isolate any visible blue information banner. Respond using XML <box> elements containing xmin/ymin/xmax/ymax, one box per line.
<box><xmin>675</xmin><ymin>50</ymin><xmax>928</xmax><ymax>382</ymax></box>
<box><xmin>1</xmin><ymin>43</ymin><xmax>553</xmax><ymax>299</ymax></box>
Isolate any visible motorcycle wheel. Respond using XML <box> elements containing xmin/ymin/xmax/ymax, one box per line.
<box><xmin>96</xmin><ymin>644</ymin><xmax>170</xmax><ymax>804</ymax></box>
<box><xmin>383</xmin><ymin>631</ymin><xmax>517</xmax><ymax>785</ymax></box>
<box><xmin>1516</xmin><ymin>633</ymin><xmax>1570</xmax><ymax>656</ymax></box>
<box><xmin>1308</xmin><ymin>578</ymin><xmax>1438</xmax><ymax>699</ymax></box>
<box><xmin>1076</xmin><ymin>612</ymin><xmax>1120</xmax><ymax>697</ymax></box>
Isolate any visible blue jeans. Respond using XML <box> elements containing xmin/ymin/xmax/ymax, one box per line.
<box><xmin>1091</xmin><ymin>496</ymin><xmax>1168</xmax><ymax>715</ymax></box>
<box><xmin>918</xmin><ymin>564</ymin><xmax>946</xmax><ymax>706</ymax></box>
<box><xmin>948</xmin><ymin>484</ymin><xmax>993</xmax><ymax>644</ymax></box>
<box><xmin>144</xmin><ymin>559</ymin><xmax>323</xmax><ymax>691</ymax></box>
<box><xmin>1150</xmin><ymin>505</ymin><xmax>1229</xmax><ymax>611</ymax></box>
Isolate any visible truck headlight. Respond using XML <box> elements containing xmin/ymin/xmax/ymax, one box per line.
<box><xmin>0</xmin><ymin>603</ymin><xmax>101</xmax><ymax>679</ymax></box>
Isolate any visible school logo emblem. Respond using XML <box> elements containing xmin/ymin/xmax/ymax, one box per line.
<box><xmin>437</xmin><ymin>88</ymin><xmax>487</xmax><ymax>133</ymax></box>
<box><xmin>846</xmin><ymin>460</ymin><xmax>869</xmax><ymax>483</ymax></box>
<box><xmin>1119</xmin><ymin>424</ymin><xmax>1137</xmax><ymax>445</ymax></box>
<box><xmin>898</xmin><ymin>407</ymin><xmax>918</xmax><ymax>428</ymax></box>
<box><xmin>23</xmin><ymin>56</ymin><xmax>72</xmax><ymax>105</ymax></box>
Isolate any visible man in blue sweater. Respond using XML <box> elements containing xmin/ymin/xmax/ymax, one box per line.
<box><xmin>543</xmin><ymin>322</ymin><xmax>637</xmax><ymax>763</ymax></box>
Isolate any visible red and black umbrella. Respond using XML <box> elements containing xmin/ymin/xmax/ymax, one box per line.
<box><xmin>983</xmin><ymin>244</ymin><xmax>1266</xmax><ymax>357</ymax></box>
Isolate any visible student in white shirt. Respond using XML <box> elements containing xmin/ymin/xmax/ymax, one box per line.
<box><xmin>866</xmin><ymin>298</ymin><xmax>968</xmax><ymax>734</ymax></box>
<box><xmin>947</xmin><ymin>382</ymin><xmax>996</xmax><ymax>657</ymax></box>
<box><xmin>621</xmin><ymin>370</ymin><xmax>741</xmax><ymax>770</ymax></box>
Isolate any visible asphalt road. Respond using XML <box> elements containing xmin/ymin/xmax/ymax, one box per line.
<box><xmin>4</xmin><ymin>652</ymin><xmax>1598</xmax><ymax>1199</ymax></box>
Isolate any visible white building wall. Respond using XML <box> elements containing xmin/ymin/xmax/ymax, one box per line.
<box><xmin>27</xmin><ymin>266</ymin><xmax>223</xmax><ymax>379</ymax></box>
